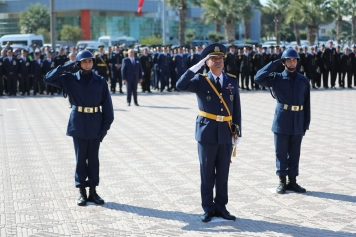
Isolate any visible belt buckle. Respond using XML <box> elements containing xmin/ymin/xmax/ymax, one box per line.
<box><xmin>216</xmin><ymin>115</ymin><xmax>224</xmax><ymax>122</ymax></box>
<box><xmin>291</xmin><ymin>106</ymin><xmax>299</xmax><ymax>111</ymax></box>
<box><xmin>84</xmin><ymin>107</ymin><xmax>94</xmax><ymax>113</ymax></box>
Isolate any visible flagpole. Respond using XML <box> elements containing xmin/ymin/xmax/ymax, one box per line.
<box><xmin>162</xmin><ymin>0</ymin><xmax>166</xmax><ymax>45</ymax></box>
<box><xmin>50</xmin><ymin>0</ymin><xmax>56</xmax><ymax>51</ymax></box>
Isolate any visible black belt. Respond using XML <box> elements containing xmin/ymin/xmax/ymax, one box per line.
<box><xmin>277</xmin><ymin>103</ymin><xmax>303</xmax><ymax>111</ymax></box>
<box><xmin>72</xmin><ymin>105</ymin><xmax>100</xmax><ymax>113</ymax></box>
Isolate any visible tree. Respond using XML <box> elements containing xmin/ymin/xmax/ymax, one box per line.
<box><xmin>285</xmin><ymin>0</ymin><xmax>304</xmax><ymax>45</ymax></box>
<box><xmin>241</xmin><ymin>0</ymin><xmax>261</xmax><ymax>42</ymax></box>
<box><xmin>185</xmin><ymin>29</ymin><xmax>195</xmax><ymax>45</ymax></box>
<box><xmin>18</xmin><ymin>3</ymin><xmax>50</xmax><ymax>33</ymax></box>
<box><xmin>345</xmin><ymin>0</ymin><xmax>356</xmax><ymax>43</ymax></box>
<box><xmin>36</xmin><ymin>28</ymin><xmax>50</xmax><ymax>42</ymax></box>
<box><xmin>201</xmin><ymin>0</ymin><xmax>244</xmax><ymax>43</ymax></box>
<box><xmin>166</xmin><ymin>0</ymin><xmax>200</xmax><ymax>45</ymax></box>
<box><xmin>207</xmin><ymin>31</ymin><xmax>224</xmax><ymax>43</ymax></box>
<box><xmin>60</xmin><ymin>25</ymin><xmax>82</xmax><ymax>42</ymax></box>
<box><xmin>297</xmin><ymin>0</ymin><xmax>335</xmax><ymax>46</ymax></box>
<box><xmin>330</xmin><ymin>0</ymin><xmax>348</xmax><ymax>44</ymax></box>
<box><xmin>201</xmin><ymin>0</ymin><xmax>223</xmax><ymax>33</ymax></box>
<box><xmin>140</xmin><ymin>35</ymin><xmax>163</xmax><ymax>45</ymax></box>
<box><xmin>265</xmin><ymin>0</ymin><xmax>288</xmax><ymax>45</ymax></box>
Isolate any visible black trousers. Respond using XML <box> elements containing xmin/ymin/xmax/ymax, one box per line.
<box><xmin>142</xmin><ymin>70</ymin><xmax>151</xmax><ymax>92</ymax></box>
<box><xmin>274</xmin><ymin>133</ymin><xmax>303</xmax><ymax>177</ymax></box>
<box><xmin>73</xmin><ymin>137</ymin><xmax>101</xmax><ymax>188</ymax></box>
<box><xmin>0</xmin><ymin>75</ymin><xmax>4</xmax><ymax>95</ymax></box>
<box><xmin>20</xmin><ymin>74</ymin><xmax>30</xmax><ymax>94</ymax></box>
<box><xmin>241</xmin><ymin>72</ymin><xmax>250</xmax><ymax>89</ymax></box>
<box><xmin>126</xmin><ymin>79</ymin><xmax>138</xmax><ymax>103</ymax></box>
<box><xmin>6</xmin><ymin>74</ymin><xmax>17</xmax><ymax>95</ymax></box>
<box><xmin>198</xmin><ymin>142</ymin><xmax>232</xmax><ymax>213</ymax></box>
<box><xmin>323</xmin><ymin>66</ymin><xmax>336</xmax><ymax>87</ymax></box>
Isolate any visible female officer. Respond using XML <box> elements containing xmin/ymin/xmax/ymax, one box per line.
<box><xmin>44</xmin><ymin>50</ymin><xmax>114</xmax><ymax>206</ymax></box>
<box><xmin>254</xmin><ymin>48</ymin><xmax>311</xmax><ymax>194</ymax></box>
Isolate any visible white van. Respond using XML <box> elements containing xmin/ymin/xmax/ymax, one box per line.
<box><xmin>0</xmin><ymin>34</ymin><xmax>44</xmax><ymax>47</ymax></box>
<box><xmin>76</xmin><ymin>40</ymin><xmax>102</xmax><ymax>49</ymax></box>
<box><xmin>98</xmin><ymin>36</ymin><xmax>120</xmax><ymax>48</ymax></box>
<box><xmin>98</xmin><ymin>35</ymin><xmax>136</xmax><ymax>47</ymax></box>
<box><xmin>117</xmin><ymin>36</ymin><xmax>136</xmax><ymax>46</ymax></box>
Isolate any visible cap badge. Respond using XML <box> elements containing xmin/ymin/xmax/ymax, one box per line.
<box><xmin>214</xmin><ymin>46</ymin><xmax>220</xmax><ymax>52</ymax></box>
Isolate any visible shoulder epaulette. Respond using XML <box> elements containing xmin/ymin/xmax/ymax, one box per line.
<box><xmin>226</xmin><ymin>73</ymin><xmax>236</xmax><ymax>78</ymax></box>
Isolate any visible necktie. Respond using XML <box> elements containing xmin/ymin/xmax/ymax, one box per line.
<box><xmin>216</xmin><ymin>77</ymin><xmax>222</xmax><ymax>93</ymax></box>
<box><xmin>132</xmin><ymin>59</ymin><xmax>135</xmax><ymax>66</ymax></box>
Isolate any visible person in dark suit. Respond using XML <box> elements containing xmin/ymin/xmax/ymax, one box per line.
<box><xmin>140</xmin><ymin>47</ymin><xmax>153</xmax><ymax>93</ymax></box>
<box><xmin>341</xmin><ymin>47</ymin><xmax>352</xmax><ymax>88</ymax></box>
<box><xmin>254</xmin><ymin>48</ymin><xmax>311</xmax><ymax>195</ymax></box>
<box><xmin>111</xmin><ymin>45</ymin><xmax>124</xmax><ymax>93</ymax></box>
<box><xmin>0</xmin><ymin>50</ymin><xmax>5</xmax><ymax>96</ymax></box>
<box><xmin>44</xmin><ymin>50</ymin><xmax>114</xmax><ymax>206</ymax></box>
<box><xmin>152</xmin><ymin>46</ymin><xmax>161</xmax><ymax>90</ymax></box>
<box><xmin>30</xmin><ymin>51</ymin><xmax>43</xmax><ymax>95</ymax></box>
<box><xmin>3</xmin><ymin>48</ymin><xmax>19</xmax><ymax>96</ymax></box>
<box><xmin>224</xmin><ymin>45</ymin><xmax>240</xmax><ymax>87</ymax></box>
<box><xmin>18</xmin><ymin>49</ymin><xmax>32</xmax><ymax>95</ymax></box>
<box><xmin>315</xmin><ymin>45</ymin><xmax>324</xmax><ymax>88</ymax></box>
<box><xmin>304</xmin><ymin>46</ymin><xmax>318</xmax><ymax>89</ymax></box>
<box><xmin>321</xmin><ymin>40</ymin><xmax>337</xmax><ymax>89</ymax></box>
<box><xmin>240</xmin><ymin>46</ymin><xmax>252</xmax><ymax>90</ymax></box>
<box><xmin>176</xmin><ymin>43</ymin><xmax>241</xmax><ymax>223</ymax></box>
<box><xmin>121</xmin><ymin>49</ymin><xmax>143</xmax><ymax>106</ymax></box>
<box><xmin>42</xmin><ymin>50</ymin><xmax>56</xmax><ymax>95</ymax></box>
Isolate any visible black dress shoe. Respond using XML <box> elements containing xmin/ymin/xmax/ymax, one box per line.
<box><xmin>134</xmin><ymin>103</ymin><xmax>139</xmax><ymax>106</ymax></box>
<box><xmin>201</xmin><ymin>212</ymin><xmax>214</xmax><ymax>223</ymax></box>
<box><xmin>127</xmin><ymin>103</ymin><xmax>131</xmax><ymax>106</ymax></box>
<box><xmin>214</xmin><ymin>211</ymin><xmax>236</xmax><ymax>221</ymax></box>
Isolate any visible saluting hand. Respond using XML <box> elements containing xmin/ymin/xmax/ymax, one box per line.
<box><xmin>189</xmin><ymin>55</ymin><xmax>210</xmax><ymax>73</ymax></box>
<box><xmin>62</xmin><ymin>61</ymin><xmax>76</xmax><ymax>70</ymax></box>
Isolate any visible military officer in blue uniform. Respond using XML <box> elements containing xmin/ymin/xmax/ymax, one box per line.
<box><xmin>44</xmin><ymin>50</ymin><xmax>114</xmax><ymax>206</ymax></box>
<box><xmin>176</xmin><ymin>43</ymin><xmax>241</xmax><ymax>223</ymax></box>
<box><xmin>173</xmin><ymin>46</ymin><xmax>188</xmax><ymax>89</ymax></box>
<box><xmin>254</xmin><ymin>48</ymin><xmax>311</xmax><ymax>194</ymax></box>
<box><xmin>157</xmin><ymin>46</ymin><xmax>171</xmax><ymax>92</ymax></box>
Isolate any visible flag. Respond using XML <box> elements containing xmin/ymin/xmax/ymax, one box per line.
<box><xmin>138</xmin><ymin>0</ymin><xmax>144</xmax><ymax>16</ymax></box>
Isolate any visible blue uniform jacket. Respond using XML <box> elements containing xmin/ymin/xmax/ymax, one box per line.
<box><xmin>173</xmin><ymin>54</ymin><xmax>188</xmax><ymax>75</ymax></box>
<box><xmin>44</xmin><ymin>65</ymin><xmax>114</xmax><ymax>139</ymax></box>
<box><xmin>176</xmin><ymin>70</ymin><xmax>242</xmax><ymax>144</ymax></box>
<box><xmin>254</xmin><ymin>59</ymin><xmax>311</xmax><ymax>135</ymax></box>
<box><xmin>157</xmin><ymin>53</ymin><xmax>171</xmax><ymax>73</ymax></box>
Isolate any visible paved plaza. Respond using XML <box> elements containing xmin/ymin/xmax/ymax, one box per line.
<box><xmin>0</xmin><ymin>87</ymin><xmax>356</xmax><ymax>236</ymax></box>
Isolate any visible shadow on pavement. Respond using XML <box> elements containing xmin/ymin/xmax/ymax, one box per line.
<box><xmin>102</xmin><ymin>202</ymin><xmax>354</xmax><ymax>236</ymax></box>
<box><xmin>138</xmin><ymin>105</ymin><xmax>189</xmax><ymax>109</ymax></box>
<box><xmin>307</xmin><ymin>191</ymin><xmax>356</xmax><ymax>203</ymax></box>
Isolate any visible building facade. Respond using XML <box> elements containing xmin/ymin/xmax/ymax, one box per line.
<box><xmin>0</xmin><ymin>0</ymin><xmax>261</xmax><ymax>43</ymax></box>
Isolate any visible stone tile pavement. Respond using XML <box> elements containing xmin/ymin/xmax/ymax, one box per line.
<box><xmin>0</xmin><ymin>87</ymin><xmax>355</xmax><ymax>236</ymax></box>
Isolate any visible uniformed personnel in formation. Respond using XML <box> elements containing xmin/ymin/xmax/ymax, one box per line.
<box><xmin>94</xmin><ymin>45</ymin><xmax>110</xmax><ymax>81</ymax></box>
<box><xmin>176</xmin><ymin>43</ymin><xmax>241</xmax><ymax>223</ymax></box>
<box><xmin>254</xmin><ymin>48</ymin><xmax>311</xmax><ymax>194</ymax></box>
<box><xmin>44</xmin><ymin>50</ymin><xmax>114</xmax><ymax>206</ymax></box>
